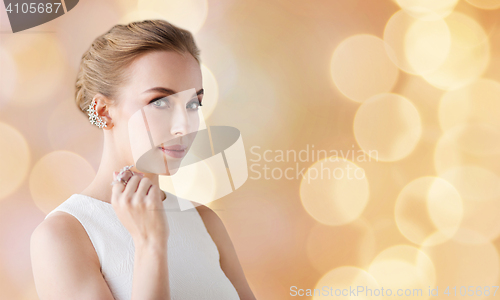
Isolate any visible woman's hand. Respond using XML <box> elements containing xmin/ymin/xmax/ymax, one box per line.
<box><xmin>111</xmin><ymin>171</ymin><xmax>169</xmax><ymax>248</ymax></box>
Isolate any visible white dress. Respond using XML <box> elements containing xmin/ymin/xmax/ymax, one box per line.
<box><xmin>44</xmin><ymin>192</ymin><xmax>240</xmax><ymax>300</ymax></box>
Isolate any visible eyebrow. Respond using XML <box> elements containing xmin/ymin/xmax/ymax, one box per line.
<box><xmin>142</xmin><ymin>87</ymin><xmax>204</xmax><ymax>96</ymax></box>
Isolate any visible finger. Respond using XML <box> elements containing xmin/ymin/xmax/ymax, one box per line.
<box><xmin>136</xmin><ymin>177</ymin><xmax>153</xmax><ymax>197</ymax></box>
<box><xmin>110</xmin><ymin>172</ymin><xmax>123</xmax><ymax>189</ymax></box>
<box><xmin>111</xmin><ymin>171</ymin><xmax>125</xmax><ymax>193</ymax></box>
<box><xmin>123</xmin><ymin>174</ymin><xmax>142</xmax><ymax>195</ymax></box>
<box><xmin>147</xmin><ymin>184</ymin><xmax>160</xmax><ymax>200</ymax></box>
<box><xmin>111</xmin><ymin>179</ymin><xmax>125</xmax><ymax>206</ymax></box>
<box><xmin>111</xmin><ymin>179</ymin><xmax>126</xmax><ymax>195</ymax></box>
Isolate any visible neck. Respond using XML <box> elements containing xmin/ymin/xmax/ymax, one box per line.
<box><xmin>80</xmin><ymin>135</ymin><xmax>163</xmax><ymax>204</ymax></box>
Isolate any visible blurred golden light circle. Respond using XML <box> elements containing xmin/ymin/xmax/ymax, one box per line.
<box><xmin>439</xmin><ymin>79</ymin><xmax>500</xmax><ymax>132</ymax></box>
<box><xmin>300</xmin><ymin>158</ymin><xmax>370</xmax><ymax>226</ymax></box>
<box><xmin>353</xmin><ymin>93</ymin><xmax>422</xmax><ymax>162</ymax></box>
<box><xmin>422</xmin><ymin>12</ymin><xmax>490</xmax><ymax>90</ymax></box>
<box><xmin>0</xmin><ymin>123</ymin><xmax>30</xmax><ymax>201</ymax></box>
<box><xmin>465</xmin><ymin>0</ymin><xmax>500</xmax><ymax>9</ymax></box>
<box><xmin>439</xmin><ymin>166</ymin><xmax>500</xmax><ymax>242</ymax></box>
<box><xmin>449</xmin><ymin>124</ymin><xmax>500</xmax><ymax>156</ymax></box>
<box><xmin>134</xmin><ymin>0</ymin><xmax>208</xmax><ymax>34</ymax></box>
<box><xmin>29</xmin><ymin>151</ymin><xmax>95</xmax><ymax>213</ymax></box>
<box><xmin>330</xmin><ymin>34</ymin><xmax>399</xmax><ymax>103</ymax></box>
<box><xmin>2</xmin><ymin>34</ymin><xmax>66</xmax><ymax>107</ymax></box>
<box><xmin>398</xmin><ymin>74</ymin><xmax>444</xmax><ymax>111</ymax></box>
<box><xmin>440</xmin><ymin>166</ymin><xmax>500</xmax><ymax>201</ymax></box>
<box><xmin>384</xmin><ymin>10</ymin><xmax>451</xmax><ymax>75</ymax></box>
<box><xmin>434</xmin><ymin>124</ymin><xmax>500</xmax><ymax>176</ymax></box>
<box><xmin>200</xmin><ymin>64</ymin><xmax>219</xmax><ymax>119</ymax></box>
<box><xmin>421</xmin><ymin>229</ymin><xmax>499</xmax><ymax>299</ymax></box>
<box><xmin>395</xmin><ymin>0</ymin><xmax>458</xmax><ymax>20</ymax></box>
<box><xmin>368</xmin><ymin>245</ymin><xmax>436</xmax><ymax>300</ymax></box>
<box><xmin>306</xmin><ymin>219</ymin><xmax>376</xmax><ymax>274</ymax></box>
<box><xmin>395</xmin><ymin>176</ymin><xmax>463</xmax><ymax>246</ymax></box>
<box><xmin>313</xmin><ymin>266</ymin><xmax>379</xmax><ymax>300</ymax></box>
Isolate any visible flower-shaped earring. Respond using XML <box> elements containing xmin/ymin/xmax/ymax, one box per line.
<box><xmin>87</xmin><ymin>99</ymin><xmax>107</xmax><ymax>128</ymax></box>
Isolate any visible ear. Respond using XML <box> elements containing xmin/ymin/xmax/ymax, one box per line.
<box><xmin>93</xmin><ymin>94</ymin><xmax>114</xmax><ymax>130</ymax></box>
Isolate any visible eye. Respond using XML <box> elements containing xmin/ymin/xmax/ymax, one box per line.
<box><xmin>187</xmin><ymin>99</ymin><xmax>202</xmax><ymax>110</ymax></box>
<box><xmin>150</xmin><ymin>97</ymin><xmax>169</xmax><ymax>108</ymax></box>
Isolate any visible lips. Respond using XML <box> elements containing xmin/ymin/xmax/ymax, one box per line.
<box><xmin>159</xmin><ymin>144</ymin><xmax>187</xmax><ymax>159</ymax></box>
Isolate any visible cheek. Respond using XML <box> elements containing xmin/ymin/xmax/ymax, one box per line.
<box><xmin>113</xmin><ymin>112</ymin><xmax>135</xmax><ymax>150</ymax></box>
<box><xmin>189</xmin><ymin>112</ymin><xmax>200</xmax><ymax>133</ymax></box>
<box><xmin>110</xmin><ymin>104</ymin><xmax>135</xmax><ymax>130</ymax></box>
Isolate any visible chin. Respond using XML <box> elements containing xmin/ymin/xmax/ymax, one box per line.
<box><xmin>159</xmin><ymin>167</ymin><xmax>179</xmax><ymax>176</ymax></box>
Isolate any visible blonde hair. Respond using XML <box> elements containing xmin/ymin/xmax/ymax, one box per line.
<box><xmin>75</xmin><ymin>19</ymin><xmax>201</xmax><ymax>114</ymax></box>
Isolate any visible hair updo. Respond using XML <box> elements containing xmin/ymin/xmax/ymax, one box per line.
<box><xmin>75</xmin><ymin>19</ymin><xmax>201</xmax><ymax>114</ymax></box>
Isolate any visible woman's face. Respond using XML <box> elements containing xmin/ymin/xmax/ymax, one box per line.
<box><xmin>107</xmin><ymin>50</ymin><xmax>203</xmax><ymax>175</ymax></box>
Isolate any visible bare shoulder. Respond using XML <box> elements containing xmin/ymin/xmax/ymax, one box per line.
<box><xmin>30</xmin><ymin>212</ymin><xmax>111</xmax><ymax>299</ymax></box>
<box><xmin>33</xmin><ymin>211</ymin><xmax>82</xmax><ymax>236</ymax></box>
<box><xmin>31</xmin><ymin>211</ymin><xmax>99</xmax><ymax>264</ymax></box>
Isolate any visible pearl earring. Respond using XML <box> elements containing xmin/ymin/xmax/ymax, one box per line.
<box><xmin>87</xmin><ymin>99</ymin><xmax>107</xmax><ymax>129</ymax></box>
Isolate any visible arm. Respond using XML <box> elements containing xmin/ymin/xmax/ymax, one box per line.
<box><xmin>113</xmin><ymin>175</ymin><xmax>171</xmax><ymax>299</ymax></box>
<box><xmin>31</xmin><ymin>210</ymin><xmax>170</xmax><ymax>300</ymax></box>
<box><xmin>30</xmin><ymin>212</ymin><xmax>115</xmax><ymax>300</ymax></box>
<box><xmin>195</xmin><ymin>204</ymin><xmax>257</xmax><ymax>300</ymax></box>
<box><xmin>131</xmin><ymin>240</ymin><xmax>170</xmax><ymax>300</ymax></box>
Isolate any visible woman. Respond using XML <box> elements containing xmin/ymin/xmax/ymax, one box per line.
<box><xmin>30</xmin><ymin>19</ymin><xmax>256</xmax><ymax>300</ymax></box>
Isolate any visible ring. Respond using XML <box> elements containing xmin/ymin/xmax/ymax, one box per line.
<box><xmin>111</xmin><ymin>165</ymin><xmax>135</xmax><ymax>186</ymax></box>
<box><xmin>110</xmin><ymin>179</ymin><xmax>128</xmax><ymax>186</ymax></box>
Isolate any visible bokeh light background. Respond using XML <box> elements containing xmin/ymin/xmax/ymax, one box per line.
<box><xmin>2</xmin><ymin>0</ymin><xmax>500</xmax><ymax>299</ymax></box>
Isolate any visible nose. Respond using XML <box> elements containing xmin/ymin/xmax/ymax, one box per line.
<box><xmin>170</xmin><ymin>104</ymin><xmax>189</xmax><ymax>136</ymax></box>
